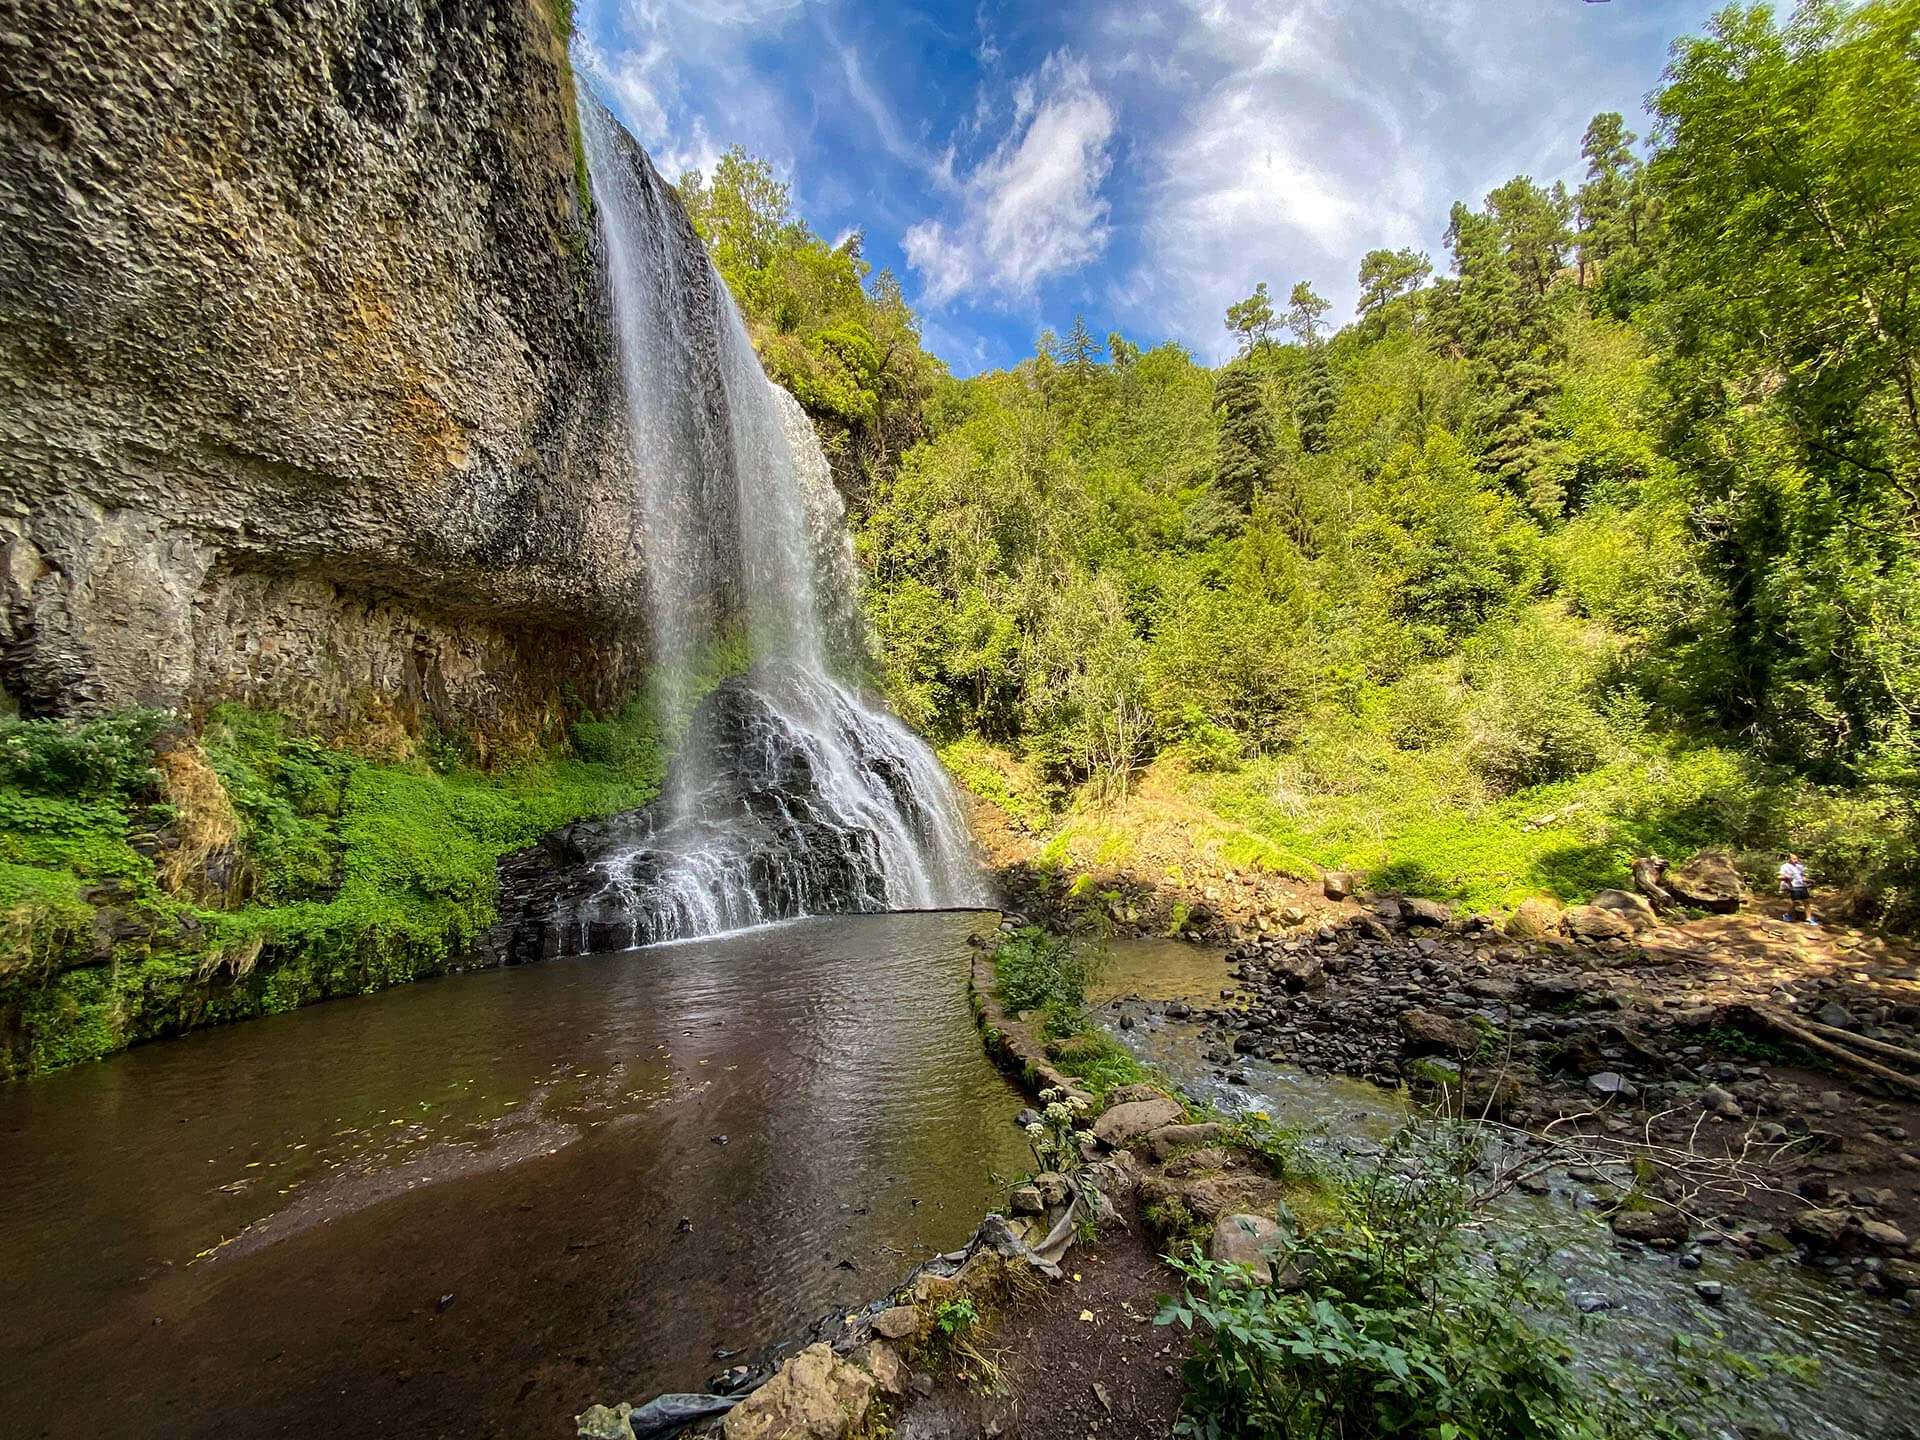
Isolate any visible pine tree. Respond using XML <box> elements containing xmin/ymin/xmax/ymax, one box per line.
<box><xmin>1294</xmin><ymin>349</ymin><xmax>1338</xmax><ymax>456</ymax></box>
<box><xmin>1212</xmin><ymin>366</ymin><xmax>1272</xmax><ymax>512</ymax></box>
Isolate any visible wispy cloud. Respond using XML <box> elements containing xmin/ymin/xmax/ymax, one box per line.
<box><xmin>903</xmin><ymin>52</ymin><xmax>1116</xmax><ymax>307</ymax></box>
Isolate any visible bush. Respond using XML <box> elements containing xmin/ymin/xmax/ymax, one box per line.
<box><xmin>1158</xmin><ymin>1124</ymin><xmax>1780</xmax><ymax>1440</ymax></box>
<box><xmin>1383</xmin><ymin>677</ymin><xmax>1463</xmax><ymax>752</ymax></box>
<box><xmin>992</xmin><ymin>926</ymin><xmax>1104</xmax><ymax>1016</ymax></box>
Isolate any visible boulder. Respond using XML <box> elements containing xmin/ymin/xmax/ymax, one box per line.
<box><xmin>1505</xmin><ymin>898</ymin><xmax>1562</xmax><ymax>939</ymax></box>
<box><xmin>1526</xmin><ymin>973</ymin><xmax>1586</xmax><ymax>1007</ymax></box>
<box><xmin>1861</xmin><ymin>1220</ymin><xmax>1911</xmax><ymax>1250</ymax></box>
<box><xmin>1164</xmin><ymin>1146</ymin><xmax>1240</xmax><ymax>1178</ymax></box>
<box><xmin>1008</xmin><ymin>1184</ymin><xmax>1044</xmax><ymax>1215</ymax></box>
<box><xmin>1179</xmin><ymin>1173</ymin><xmax>1275</xmax><ymax>1220</ymax></box>
<box><xmin>1562</xmin><ymin>905</ymin><xmax>1634</xmax><ymax>941</ymax></box>
<box><xmin>871</xmin><ymin>1306</ymin><xmax>920</xmax><ymax>1341</ymax></box>
<box><xmin>1405</xmin><ymin>897</ymin><xmax>1452</xmax><ymax>927</ymax></box>
<box><xmin>1587</xmin><ymin>1071</ymin><xmax>1639</xmax><ymax>1102</ymax></box>
<box><xmin>859</xmin><ymin>1341</ymin><xmax>907</xmax><ymax>1396</ymax></box>
<box><xmin>1208</xmin><ymin>1213</ymin><xmax>1288</xmax><ymax>1285</ymax></box>
<box><xmin>1102</xmin><ymin>1083</ymin><xmax>1176</xmax><ymax>1110</ymax></box>
<box><xmin>1091</xmin><ymin>1097</ymin><xmax>1185</xmax><ymax>1146</ymax></box>
<box><xmin>723</xmin><ymin>1344</ymin><xmax>875</xmax><ymax>1440</ymax></box>
<box><xmin>1322</xmin><ymin>870</ymin><xmax>1355</xmax><ymax>902</ymax></box>
<box><xmin>1148</xmin><ymin>1122</ymin><xmax>1230</xmax><ymax>1162</ymax></box>
<box><xmin>1666</xmin><ymin>851</ymin><xmax>1746</xmax><ymax>913</ymax></box>
<box><xmin>1610</xmin><ymin>1206</ymin><xmax>1689</xmax><ymax>1243</ymax></box>
<box><xmin>1788</xmin><ymin>1208</ymin><xmax>1854</xmax><ymax>1249</ymax></box>
<box><xmin>1273</xmin><ymin>952</ymin><xmax>1325</xmax><ymax>992</ymax></box>
<box><xmin>1588</xmin><ymin>888</ymin><xmax>1657</xmax><ymax>932</ymax></box>
<box><xmin>1398</xmin><ymin>1009</ymin><xmax>1480</xmax><ymax>1056</ymax></box>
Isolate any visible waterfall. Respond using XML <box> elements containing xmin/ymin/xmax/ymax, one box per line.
<box><xmin>515</xmin><ymin>92</ymin><xmax>986</xmax><ymax>955</ymax></box>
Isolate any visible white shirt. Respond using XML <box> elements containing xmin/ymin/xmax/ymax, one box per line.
<box><xmin>1779</xmin><ymin>861</ymin><xmax>1807</xmax><ymax>889</ymax></box>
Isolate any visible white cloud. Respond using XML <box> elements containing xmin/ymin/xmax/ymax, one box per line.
<box><xmin>1104</xmin><ymin>0</ymin><xmax>1718</xmax><ymax>359</ymax></box>
<box><xmin>904</xmin><ymin>52</ymin><xmax>1117</xmax><ymax>307</ymax></box>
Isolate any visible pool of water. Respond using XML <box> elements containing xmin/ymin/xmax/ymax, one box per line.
<box><xmin>1092</xmin><ymin>936</ymin><xmax>1920</xmax><ymax>1440</ymax></box>
<box><xmin>0</xmin><ymin>911</ymin><xmax>1029</xmax><ymax>1440</ymax></box>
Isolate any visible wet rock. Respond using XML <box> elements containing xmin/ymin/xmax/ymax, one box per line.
<box><xmin>1694</xmin><ymin>1280</ymin><xmax>1725</xmax><ymax>1305</ymax></box>
<box><xmin>1562</xmin><ymin>905</ymin><xmax>1634</xmax><ymax>942</ymax></box>
<box><xmin>1611</xmin><ymin>1206</ymin><xmax>1689</xmax><ymax>1243</ymax></box>
<box><xmin>1323</xmin><ymin>871</ymin><xmax>1354</xmax><ymax>902</ymax></box>
<box><xmin>1588</xmin><ymin>889</ymin><xmax>1658</xmax><ymax>932</ymax></box>
<box><xmin>577</xmin><ymin>1404</ymin><xmax>636</xmax><ymax>1439</ymax></box>
<box><xmin>1572</xmin><ymin>1292</ymin><xmax>1612</xmax><ymax>1313</ymax></box>
<box><xmin>1666</xmin><ymin>852</ymin><xmax>1746</xmax><ymax>913</ymax></box>
<box><xmin>1208</xmin><ymin>1213</ymin><xmax>1289</xmax><ymax>1285</ymax></box>
<box><xmin>872</xmin><ymin>1306</ymin><xmax>920</xmax><ymax>1341</ymax></box>
<box><xmin>1091</xmin><ymin>1098</ymin><xmax>1185</xmax><ymax>1147</ymax></box>
<box><xmin>1789</xmin><ymin>1208</ymin><xmax>1854</xmax><ymax>1249</ymax></box>
<box><xmin>1148</xmin><ymin>1123</ymin><xmax>1230</xmax><ymax>1162</ymax></box>
<box><xmin>1399</xmin><ymin>1009</ymin><xmax>1479</xmax><ymax>1056</ymax></box>
<box><xmin>1505</xmin><ymin>898</ymin><xmax>1562</xmax><ymax>939</ymax></box>
<box><xmin>723</xmin><ymin>1343</ymin><xmax>875</xmax><ymax>1440</ymax></box>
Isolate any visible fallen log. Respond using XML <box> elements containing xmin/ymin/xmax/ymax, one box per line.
<box><xmin>1746</xmin><ymin>1005</ymin><xmax>1920</xmax><ymax>1098</ymax></box>
<box><xmin>1790</xmin><ymin>1015</ymin><xmax>1920</xmax><ymax>1071</ymax></box>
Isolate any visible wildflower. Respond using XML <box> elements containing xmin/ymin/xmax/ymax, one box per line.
<box><xmin>1068</xmin><ymin>1096</ymin><xmax>1091</xmax><ymax>1116</ymax></box>
<box><xmin>1073</xmin><ymin>1129</ymin><xmax>1095</xmax><ymax>1148</ymax></box>
<box><xmin>1039</xmin><ymin>1087</ymin><xmax>1061</xmax><ymax>1103</ymax></box>
<box><xmin>1043</xmin><ymin>1102</ymin><xmax>1072</xmax><ymax>1124</ymax></box>
<box><xmin>1024</xmin><ymin>1122</ymin><xmax>1046</xmax><ymax>1138</ymax></box>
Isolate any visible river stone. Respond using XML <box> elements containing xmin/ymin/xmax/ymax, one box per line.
<box><xmin>577</xmin><ymin>1404</ymin><xmax>636</xmax><ymax>1439</ymax></box>
<box><xmin>1148</xmin><ymin>1123</ymin><xmax>1231</xmax><ymax>1161</ymax></box>
<box><xmin>1102</xmin><ymin>1083</ymin><xmax>1176</xmax><ymax>1110</ymax></box>
<box><xmin>1789</xmin><ymin>1208</ymin><xmax>1854</xmax><ymax>1248</ymax></box>
<box><xmin>1562</xmin><ymin>905</ymin><xmax>1634</xmax><ymax>941</ymax></box>
<box><xmin>1274</xmin><ymin>952</ymin><xmax>1326</xmax><ymax>992</ymax></box>
<box><xmin>1398</xmin><ymin>1009</ymin><xmax>1479</xmax><ymax>1056</ymax></box>
<box><xmin>1209</xmin><ymin>1213</ymin><xmax>1288</xmax><ymax>1285</ymax></box>
<box><xmin>1587</xmin><ymin>1071</ymin><xmax>1639</xmax><ymax>1102</ymax></box>
<box><xmin>871</xmin><ymin>1306</ymin><xmax>919</xmax><ymax>1341</ymax></box>
<box><xmin>1666</xmin><ymin>852</ymin><xmax>1746</xmax><ymax>913</ymax></box>
<box><xmin>1589</xmin><ymin>889</ymin><xmax>1658</xmax><ymax>931</ymax></box>
<box><xmin>1862</xmin><ymin>1220</ymin><xmax>1911</xmax><ymax>1250</ymax></box>
<box><xmin>1404</xmin><ymin>897</ymin><xmax>1452</xmax><ymax>927</ymax></box>
<box><xmin>1092</xmin><ymin>1098</ymin><xmax>1184</xmax><ymax>1146</ymax></box>
<box><xmin>1323</xmin><ymin>870</ymin><xmax>1355</xmax><ymax>901</ymax></box>
<box><xmin>1506</xmin><ymin>898</ymin><xmax>1562</xmax><ymax>939</ymax></box>
<box><xmin>723</xmin><ymin>1343</ymin><xmax>875</xmax><ymax>1440</ymax></box>
<box><xmin>1611</xmin><ymin>1206</ymin><xmax>1689</xmax><ymax>1243</ymax></box>
<box><xmin>1885</xmin><ymin>1259</ymin><xmax>1920</xmax><ymax>1292</ymax></box>
<box><xmin>1694</xmin><ymin>1280</ymin><xmax>1725</xmax><ymax>1305</ymax></box>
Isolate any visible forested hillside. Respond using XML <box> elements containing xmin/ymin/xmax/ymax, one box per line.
<box><xmin>697</xmin><ymin>0</ymin><xmax>1920</xmax><ymax>918</ymax></box>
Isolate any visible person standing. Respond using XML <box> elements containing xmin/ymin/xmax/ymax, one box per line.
<box><xmin>1777</xmin><ymin>854</ymin><xmax>1817</xmax><ymax>925</ymax></box>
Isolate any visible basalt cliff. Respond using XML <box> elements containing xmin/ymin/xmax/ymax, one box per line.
<box><xmin>0</xmin><ymin>0</ymin><xmax>656</xmax><ymax>751</ymax></box>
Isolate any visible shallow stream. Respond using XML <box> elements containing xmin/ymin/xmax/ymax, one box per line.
<box><xmin>0</xmin><ymin>912</ymin><xmax>1027</xmax><ymax>1440</ymax></box>
<box><xmin>1092</xmin><ymin>937</ymin><xmax>1920</xmax><ymax>1440</ymax></box>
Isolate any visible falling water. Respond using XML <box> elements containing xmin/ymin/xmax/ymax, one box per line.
<box><xmin>505</xmin><ymin>93</ymin><xmax>985</xmax><ymax>955</ymax></box>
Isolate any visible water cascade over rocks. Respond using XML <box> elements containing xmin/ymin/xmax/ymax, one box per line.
<box><xmin>488</xmin><ymin>95</ymin><xmax>984</xmax><ymax>961</ymax></box>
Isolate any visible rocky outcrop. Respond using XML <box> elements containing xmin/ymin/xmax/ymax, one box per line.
<box><xmin>0</xmin><ymin>0</ymin><xmax>653</xmax><ymax>746</ymax></box>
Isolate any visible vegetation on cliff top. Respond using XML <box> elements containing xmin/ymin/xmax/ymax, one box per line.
<box><xmin>0</xmin><ymin>703</ymin><xmax>664</xmax><ymax>1078</ymax></box>
<box><xmin>699</xmin><ymin>0</ymin><xmax>1920</xmax><ymax>921</ymax></box>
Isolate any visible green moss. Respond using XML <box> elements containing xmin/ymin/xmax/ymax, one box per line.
<box><xmin>0</xmin><ymin>702</ymin><xmax>667</xmax><ymax>1080</ymax></box>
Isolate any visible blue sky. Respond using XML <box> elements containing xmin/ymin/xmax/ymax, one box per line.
<box><xmin>573</xmin><ymin>0</ymin><xmax>1725</xmax><ymax>376</ymax></box>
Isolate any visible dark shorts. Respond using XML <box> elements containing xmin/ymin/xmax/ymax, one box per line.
<box><xmin>1788</xmin><ymin>885</ymin><xmax>1810</xmax><ymax>902</ymax></box>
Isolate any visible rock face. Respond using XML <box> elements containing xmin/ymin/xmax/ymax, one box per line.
<box><xmin>0</xmin><ymin>0</ymin><xmax>651</xmax><ymax>743</ymax></box>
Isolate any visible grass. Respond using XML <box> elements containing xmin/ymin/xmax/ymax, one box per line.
<box><xmin>0</xmin><ymin>702</ymin><xmax>667</xmax><ymax>1079</ymax></box>
<box><xmin>989</xmin><ymin>926</ymin><xmax>1150</xmax><ymax>1097</ymax></box>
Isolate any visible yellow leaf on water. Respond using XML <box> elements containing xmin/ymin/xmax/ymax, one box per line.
<box><xmin>1079</xmin><ymin>1310</ymin><xmax>1094</xmax><ymax>1322</ymax></box>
